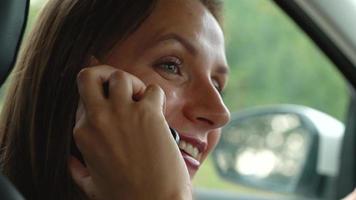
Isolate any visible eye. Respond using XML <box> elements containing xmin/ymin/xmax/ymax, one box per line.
<box><xmin>154</xmin><ymin>56</ymin><xmax>182</xmax><ymax>76</ymax></box>
<box><xmin>160</xmin><ymin>62</ymin><xmax>180</xmax><ymax>74</ymax></box>
<box><xmin>212</xmin><ymin>79</ymin><xmax>224</xmax><ymax>95</ymax></box>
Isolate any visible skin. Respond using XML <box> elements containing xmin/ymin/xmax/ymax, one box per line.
<box><xmin>343</xmin><ymin>189</ymin><xmax>356</xmax><ymax>200</ymax></box>
<box><xmin>104</xmin><ymin>0</ymin><xmax>230</xmax><ymax>177</ymax></box>
<box><xmin>69</xmin><ymin>0</ymin><xmax>230</xmax><ymax>199</ymax></box>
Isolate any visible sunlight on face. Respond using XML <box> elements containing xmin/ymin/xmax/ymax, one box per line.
<box><xmin>104</xmin><ymin>0</ymin><xmax>231</xmax><ymax>178</ymax></box>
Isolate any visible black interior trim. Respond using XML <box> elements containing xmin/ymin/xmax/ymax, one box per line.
<box><xmin>0</xmin><ymin>175</ymin><xmax>24</xmax><ymax>200</ymax></box>
<box><xmin>0</xmin><ymin>0</ymin><xmax>30</xmax><ymax>199</ymax></box>
<box><xmin>272</xmin><ymin>0</ymin><xmax>356</xmax><ymax>90</ymax></box>
<box><xmin>0</xmin><ymin>0</ymin><xmax>30</xmax><ymax>85</ymax></box>
<box><xmin>335</xmin><ymin>90</ymin><xmax>356</xmax><ymax>199</ymax></box>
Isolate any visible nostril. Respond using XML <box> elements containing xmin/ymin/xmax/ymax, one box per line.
<box><xmin>196</xmin><ymin>117</ymin><xmax>214</xmax><ymax>126</ymax></box>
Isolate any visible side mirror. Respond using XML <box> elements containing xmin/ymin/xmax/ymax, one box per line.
<box><xmin>212</xmin><ymin>104</ymin><xmax>344</xmax><ymax>197</ymax></box>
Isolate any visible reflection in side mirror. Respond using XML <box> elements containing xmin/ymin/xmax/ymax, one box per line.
<box><xmin>212</xmin><ymin>104</ymin><xmax>344</xmax><ymax>198</ymax></box>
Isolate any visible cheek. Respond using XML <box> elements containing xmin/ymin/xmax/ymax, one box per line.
<box><xmin>202</xmin><ymin>131</ymin><xmax>221</xmax><ymax>161</ymax></box>
<box><xmin>165</xmin><ymin>88</ymin><xmax>179</xmax><ymax>108</ymax></box>
<box><xmin>163</xmin><ymin>87</ymin><xmax>185</xmax><ymax>125</ymax></box>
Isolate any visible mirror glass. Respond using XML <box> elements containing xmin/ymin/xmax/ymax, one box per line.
<box><xmin>213</xmin><ymin>113</ymin><xmax>313</xmax><ymax>192</ymax></box>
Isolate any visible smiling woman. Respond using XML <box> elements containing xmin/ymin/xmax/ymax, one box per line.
<box><xmin>97</xmin><ymin>0</ymin><xmax>230</xmax><ymax>178</ymax></box>
<box><xmin>0</xmin><ymin>0</ymin><xmax>229</xmax><ymax>200</ymax></box>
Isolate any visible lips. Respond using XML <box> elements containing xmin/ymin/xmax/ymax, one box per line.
<box><xmin>178</xmin><ymin>140</ymin><xmax>200</xmax><ymax>159</ymax></box>
<box><xmin>177</xmin><ymin>134</ymin><xmax>207</xmax><ymax>170</ymax></box>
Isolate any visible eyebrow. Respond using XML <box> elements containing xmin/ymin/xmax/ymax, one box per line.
<box><xmin>150</xmin><ymin>33</ymin><xmax>230</xmax><ymax>75</ymax></box>
<box><xmin>153</xmin><ymin>33</ymin><xmax>198</xmax><ymax>56</ymax></box>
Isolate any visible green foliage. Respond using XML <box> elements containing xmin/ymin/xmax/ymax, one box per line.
<box><xmin>194</xmin><ymin>0</ymin><xmax>348</xmax><ymax>194</ymax></box>
<box><xmin>2</xmin><ymin>0</ymin><xmax>348</xmax><ymax>196</ymax></box>
<box><xmin>222</xmin><ymin>0</ymin><xmax>348</xmax><ymax>121</ymax></box>
<box><xmin>23</xmin><ymin>0</ymin><xmax>348</xmax><ymax>121</ymax></box>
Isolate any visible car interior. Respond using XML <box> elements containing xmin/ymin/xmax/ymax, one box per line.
<box><xmin>0</xmin><ymin>0</ymin><xmax>355</xmax><ymax>200</ymax></box>
<box><xmin>0</xmin><ymin>0</ymin><xmax>28</xmax><ymax>199</ymax></box>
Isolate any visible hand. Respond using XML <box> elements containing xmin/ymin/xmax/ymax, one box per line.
<box><xmin>69</xmin><ymin>65</ymin><xmax>191</xmax><ymax>200</ymax></box>
<box><xmin>343</xmin><ymin>189</ymin><xmax>356</xmax><ymax>200</ymax></box>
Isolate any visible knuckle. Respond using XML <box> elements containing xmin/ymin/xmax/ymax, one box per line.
<box><xmin>76</xmin><ymin>68</ymin><xmax>94</xmax><ymax>83</ymax></box>
<box><xmin>109</xmin><ymin>70</ymin><xmax>127</xmax><ymax>82</ymax></box>
<box><xmin>87</xmin><ymin>110</ymin><xmax>107</xmax><ymax>130</ymax></box>
<box><xmin>72</xmin><ymin>125</ymin><xmax>82</xmax><ymax>138</ymax></box>
<box><xmin>73</xmin><ymin>113</ymin><xmax>107</xmax><ymax>147</ymax></box>
<box><xmin>149</xmin><ymin>84</ymin><xmax>165</xmax><ymax>98</ymax></box>
<box><xmin>73</xmin><ymin>125</ymin><xmax>88</xmax><ymax>146</ymax></box>
<box><xmin>149</xmin><ymin>84</ymin><xmax>162</xmax><ymax>92</ymax></box>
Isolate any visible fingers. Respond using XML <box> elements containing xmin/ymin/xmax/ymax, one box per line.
<box><xmin>77</xmin><ymin>65</ymin><xmax>147</xmax><ymax>112</ymax></box>
<box><xmin>107</xmin><ymin>70</ymin><xmax>146</xmax><ymax>106</ymax></box>
<box><xmin>140</xmin><ymin>84</ymin><xmax>166</xmax><ymax>113</ymax></box>
<box><xmin>68</xmin><ymin>156</ymin><xmax>90</xmax><ymax>188</ymax></box>
<box><xmin>69</xmin><ymin>156</ymin><xmax>100</xmax><ymax>200</ymax></box>
<box><xmin>76</xmin><ymin>65</ymin><xmax>117</xmax><ymax>110</ymax></box>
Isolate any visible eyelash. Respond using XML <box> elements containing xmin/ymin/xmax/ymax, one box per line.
<box><xmin>212</xmin><ymin>79</ymin><xmax>224</xmax><ymax>96</ymax></box>
<box><xmin>154</xmin><ymin>57</ymin><xmax>182</xmax><ymax>75</ymax></box>
<box><xmin>154</xmin><ymin>56</ymin><xmax>225</xmax><ymax>96</ymax></box>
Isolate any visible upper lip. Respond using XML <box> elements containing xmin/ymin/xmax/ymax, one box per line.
<box><xmin>178</xmin><ymin>133</ymin><xmax>207</xmax><ymax>154</ymax></box>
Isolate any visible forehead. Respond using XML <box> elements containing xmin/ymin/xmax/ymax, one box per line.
<box><xmin>131</xmin><ymin>0</ymin><xmax>226</xmax><ymax>56</ymax></box>
<box><xmin>147</xmin><ymin>0</ymin><xmax>224</xmax><ymax>45</ymax></box>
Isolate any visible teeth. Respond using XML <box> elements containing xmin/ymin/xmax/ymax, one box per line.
<box><xmin>179</xmin><ymin>140</ymin><xmax>187</xmax><ymax>149</ymax></box>
<box><xmin>178</xmin><ymin>140</ymin><xmax>200</xmax><ymax>160</ymax></box>
<box><xmin>187</xmin><ymin>143</ymin><xmax>194</xmax><ymax>156</ymax></box>
<box><xmin>193</xmin><ymin>148</ymin><xmax>199</xmax><ymax>159</ymax></box>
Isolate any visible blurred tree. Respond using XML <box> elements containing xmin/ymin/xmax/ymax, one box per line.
<box><xmin>223</xmin><ymin>0</ymin><xmax>348</xmax><ymax>121</ymax></box>
<box><xmin>1</xmin><ymin>0</ymin><xmax>348</xmax><ymax>195</ymax></box>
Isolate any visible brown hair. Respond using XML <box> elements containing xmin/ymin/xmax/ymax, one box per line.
<box><xmin>0</xmin><ymin>0</ymin><xmax>223</xmax><ymax>199</ymax></box>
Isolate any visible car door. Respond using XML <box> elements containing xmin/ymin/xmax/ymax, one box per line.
<box><xmin>191</xmin><ymin>0</ymin><xmax>356</xmax><ymax>200</ymax></box>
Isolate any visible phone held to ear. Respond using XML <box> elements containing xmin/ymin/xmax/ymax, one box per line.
<box><xmin>71</xmin><ymin>128</ymin><xmax>179</xmax><ymax>165</ymax></box>
<box><xmin>71</xmin><ymin>81</ymin><xmax>180</xmax><ymax>165</ymax></box>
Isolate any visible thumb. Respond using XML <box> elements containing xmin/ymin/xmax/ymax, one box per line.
<box><xmin>68</xmin><ymin>156</ymin><xmax>99</xmax><ymax>199</ymax></box>
<box><xmin>141</xmin><ymin>84</ymin><xmax>166</xmax><ymax>113</ymax></box>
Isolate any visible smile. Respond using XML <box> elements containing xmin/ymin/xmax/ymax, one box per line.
<box><xmin>177</xmin><ymin>134</ymin><xmax>207</xmax><ymax>170</ymax></box>
<box><xmin>178</xmin><ymin>140</ymin><xmax>201</xmax><ymax>160</ymax></box>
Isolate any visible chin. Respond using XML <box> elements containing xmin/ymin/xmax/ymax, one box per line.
<box><xmin>188</xmin><ymin>168</ymin><xmax>197</xmax><ymax>179</ymax></box>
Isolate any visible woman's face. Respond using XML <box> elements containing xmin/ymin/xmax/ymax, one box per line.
<box><xmin>104</xmin><ymin>0</ymin><xmax>230</xmax><ymax>178</ymax></box>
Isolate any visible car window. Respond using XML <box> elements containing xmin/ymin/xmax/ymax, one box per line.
<box><xmin>0</xmin><ymin>0</ymin><xmax>45</xmax><ymax>111</ymax></box>
<box><xmin>192</xmin><ymin>0</ymin><xmax>349</xmax><ymax>199</ymax></box>
<box><xmin>0</xmin><ymin>0</ymin><xmax>350</xmax><ymax>199</ymax></box>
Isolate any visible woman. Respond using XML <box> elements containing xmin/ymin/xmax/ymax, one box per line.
<box><xmin>0</xmin><ymin>0</ymin><xmax>229</xmax><ymax>199</ymax></box>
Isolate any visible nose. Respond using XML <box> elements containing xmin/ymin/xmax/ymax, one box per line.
<box><xmin>183</xmin><ymin>81</ymin><xmax>231</xmax><ymax>130</ymax></box>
